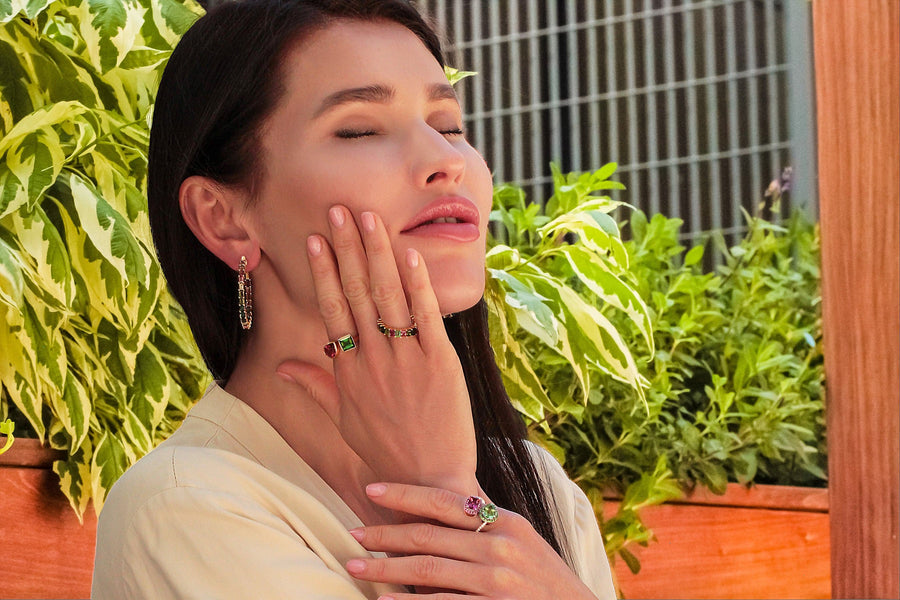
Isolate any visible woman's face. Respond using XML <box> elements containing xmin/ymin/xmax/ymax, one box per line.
<box><xmin>250</xmin><ymin>19</ymin><xmax>494</xmax><ymax>316</ymax></box>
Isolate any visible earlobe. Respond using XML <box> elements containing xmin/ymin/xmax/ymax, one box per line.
<box><xmin>179</xmin><ymin>176</ymin><xmax>260</xmax><ymax>271</ymax></box>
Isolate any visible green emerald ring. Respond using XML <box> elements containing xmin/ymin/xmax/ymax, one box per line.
<box><xmin>323</xmin><ymin>334</ymin><xmax>357</xmax><ymax>358</ymax></box>
<box><xmin>476</xmin><ymin>503</ymin><xmax>499</xmax><ymax>532</ymax></box>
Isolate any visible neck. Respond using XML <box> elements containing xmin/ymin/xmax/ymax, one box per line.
<box><xmin>223</xmin><ymin>261</ymin><xmax>392</xmax><ymax>526</ymax></box>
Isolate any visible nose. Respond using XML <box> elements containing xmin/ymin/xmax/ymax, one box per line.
<box><xmin>409</xmin><ymin>125</ymin><xmax>466</xmax><ymax>188</ymax></box>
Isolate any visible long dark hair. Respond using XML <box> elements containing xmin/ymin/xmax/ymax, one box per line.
<box><xmin>149</xmin><ymin>0</ymin><xmax>569</xmax><ymax>562</ymax></box>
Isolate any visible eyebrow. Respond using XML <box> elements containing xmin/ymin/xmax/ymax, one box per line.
<box><xmin>313</xmin><ymin>82</ymin><xmax>460</xmax><ymax>118</ymax></box>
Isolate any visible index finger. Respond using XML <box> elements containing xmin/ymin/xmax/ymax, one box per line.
<box><xmin>364</xmin><ymin>482</ymin><xmax>496</xmax><ymax>531</ymax></box>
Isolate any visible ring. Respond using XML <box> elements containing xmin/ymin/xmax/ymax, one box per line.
<box><xmin>323</xmin><ymin>334</ymin><xmax>357</xmax><ymax>358</ymax></box>
<box><xmin>464</xmin><ymin>495</ymin><xmax>484</xmax><ymax>517</ymax></box>
<box><xmin>476</xmin><ymin>503</ymin><xmax>499</xmax><ymax>532</ymax></box>
<box><xmin>377</xmin><ymin>315</ymin><xmax>418</xmax><ymax>338</ymax></box>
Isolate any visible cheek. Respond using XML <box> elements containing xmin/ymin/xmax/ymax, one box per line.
<box><xmin>466</xmin><ymin>149</ymin><xmax>495</xmax><ymax>214</ymax></box>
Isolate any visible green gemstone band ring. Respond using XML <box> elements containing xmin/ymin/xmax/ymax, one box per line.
<box><xmin>377</xmin><ymin>315</ymin><xmax>418</xmax><ymax>339</ymax></box>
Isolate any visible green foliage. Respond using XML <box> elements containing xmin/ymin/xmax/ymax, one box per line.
<box><xmin>487</xmin><ymin>165</ymin><xmax>826</xmax><ymax>570</ymax></box>
<box><xmin>0</xmin><ymin>0</ymin><xmax>209</xmax><ymax>517</ymax></box>
<box><xmin>0</xmin><ymin>418</ymin><xmax>13</xmax><ymax>454</ymax></box>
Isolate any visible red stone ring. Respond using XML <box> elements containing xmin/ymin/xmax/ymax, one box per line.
<box><xmin>323</xmin><ymin>334</ymin><xmax>357</xmax><ymax>358</ymax></box>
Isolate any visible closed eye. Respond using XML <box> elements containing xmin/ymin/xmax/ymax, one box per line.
<box><xmin>335</xmin><ymin>129</ymin><xmax>378</xmax><ymax>139</ymax></box>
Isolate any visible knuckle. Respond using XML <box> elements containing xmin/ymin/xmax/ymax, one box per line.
<box><xmin>318</xmin><ymin>293</ymin><xmax>350</xmax><ymax>322</ymax></box>
<box><xmin>342</xmin><ymin>276</ymin><xmax>370</xmax><ymax>302</ymax></box>
<box><xmin>370</xmin><ymin>282</ymin><xmax>402</xmax><ymax>306</ymax></box>
<box><xmin>412</xmin><ymin>555</ymin><xmax>440</xmax><ymax>581</ymax></box>
<box><xmin>410</xmin><ymin>523</ymin><xmax>435</xmax><ymax>550</ymax></box>
<box><xmin>487</xmin><ymin>566</ymin><xmax>518</xmax><ymax>592</ymax></box>
<box><xmin>426</xmin><ymin>488</ymin><xmax>458</xmax><ymax>515</ymax></box>
<box><xmin>333</xmin><ymin>233</ymin><xmax>358</xmax><ymax>253</ymax></box>
<box><xmin>486</xmin><ymin>535</ymin><xmax>516</xmax><ymax>562</ymax></box>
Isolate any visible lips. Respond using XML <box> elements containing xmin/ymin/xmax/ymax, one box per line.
<box><xmin>400</xmin><ymin>197</ymin><xmax>481</xmax><ymax>242</ymax></box>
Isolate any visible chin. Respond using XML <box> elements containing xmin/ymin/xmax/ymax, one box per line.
<box><xmin>430</xmin><ymin>269</ymin><xmax>485</xmax><ymax>316</ymax></box>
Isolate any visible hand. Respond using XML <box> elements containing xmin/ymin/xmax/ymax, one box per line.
<box><xmin>344</xmin><ymin>482</ymin><xmax>599</xmax><ymax>600</ymax></box>
<box><xmin>276</xmin><ymin>205</ymin><xmax>478</xmax><ymax>494</ymax></box>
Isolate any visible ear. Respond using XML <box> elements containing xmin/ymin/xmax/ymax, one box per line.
<box><xmin>179</xmin><ymin>176</ymin><xmax>260</xmax><ymax>271</ymax></box>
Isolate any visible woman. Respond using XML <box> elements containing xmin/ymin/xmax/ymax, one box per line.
<box><xmin>92</xmin><ymin>1</ymin><xmax>616</xmax><ymax>598</ymax></box>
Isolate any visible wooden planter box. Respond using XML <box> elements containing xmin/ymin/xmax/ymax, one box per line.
<box><xmin>0</xmin><ymin>438</ymin><xmax>96</xmax><ymax>599</ymax></box>
<box><xmin>604</xmin><ymin>483</ymin><xmax>831</xmax><ymax>599</ymax></box>
<box><xmin>1</xmin><ymin>438</ymin><xmax>830</xmax><ymax>599</ymax></box>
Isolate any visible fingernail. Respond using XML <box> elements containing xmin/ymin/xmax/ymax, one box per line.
<box><xmin>346</xmin><ymin>559</ymin><xmax>366</xmax><ymax>574</ymax></box>
<box><xmin>406</xmin><ymin>248</ymin><xmax>419</xmax><ymax>268</ymax></box>
<box><xmin>329</xmin><ymin>206</ymin><xmax>345</xmax><ymax>227</ymax></box>
<box><xmin>361</xmin><ymin>211</ymin><xmax>376</xmax><ymax>232</ymax></box>
<box><xmin>348</xmin><ymin>528</ymin><xmax>364</xmax><ymax>542</ymax></box>
<box><xmin>366</xmin><ymin>483</ymin><xmax>387</xmax><ymax>497</ymax></box>
<box><xmin>378</xmin><ymin>596</ymin><xmax>395</xmax><ymax>600</ymax></box>
<box><xmin>307</xmin><ymin>235</ymin><xmax>322</xmax><ymax>256</ymax></box>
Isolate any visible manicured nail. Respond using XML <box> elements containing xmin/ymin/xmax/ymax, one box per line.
<box><xmin>329</xmin><ymin>206</ymin><xmax>345</xmax><ymax>227</ymax></box>
<box><xmin>366</xmin><ymin>483</ymin><xmax>387</xmax><ymax>497</ymax></box>
<box><xmin>361</xmin><ymin>211</ymin><xmax>376</xmax><ymax>232</ymax></box>
<box><xmin>307</xmin><ymin>235</ymin><xmax>322</xmax><ymax>256</ymax></box>
<box><xmin>406</xmin><ymin>248</ymin><xmax>419</xmax><ymax>268</ymax></box>
<box><xmin>348</xmin><ymin>528</ymin><xmax>364</xmax><ymax>542</ymax></box>
<box><xmin>346</xmin><ymin>559</ymin><xmax>366</xmax><ymax>574</ymax></box>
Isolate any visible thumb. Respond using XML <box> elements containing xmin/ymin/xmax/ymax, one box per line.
<box><xmin>275</xmin><ymin>359</ymin><xmax>341</xmax><ymax>422</ymax></box>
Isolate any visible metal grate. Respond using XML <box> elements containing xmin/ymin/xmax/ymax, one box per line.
<box><xmin>420</xmin><ymin>0</ymin><xmax>817</xmax><ymax>241</ymax></box>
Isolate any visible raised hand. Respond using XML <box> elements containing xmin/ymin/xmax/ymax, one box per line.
<box><xmin>345</xmin><ymin>482</ymin><xmax>599</xmax><ymax>600</ymax></box>
<box><xmin>276</xmin><ymin>205</ymin><xmax>479</xmax><ymax>496</ymax></box>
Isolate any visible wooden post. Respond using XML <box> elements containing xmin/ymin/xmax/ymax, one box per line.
<box><xmin>812</xmin><ymin>1</ymin><xmax>900</xmax><ymax>598</ymax></box>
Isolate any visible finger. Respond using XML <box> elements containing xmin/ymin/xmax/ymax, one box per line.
<box><xmin>359</xmin><ymin>211</ymin><xmax>413</xmax><ymax>335</ymax></box>
<box><xmin>345</xmin><ymin>555</ymin><xmax>498</xmax><ymax>595</ymax></box>
<box><xmin>373</xmin><ymin>593</ymin><xmax>480</xmax><ymax>600</ymax></box>
<box><xmin>328</xmin><ymin>206</ymin><xmax>381</xmax><ymax>341</ymax></box>
<box><xmin>306</xmin><ymin>234</ymin><xmax>357</xmax><ymax>343</ymax></box>
<box><xmin>350</xmin><ymin>523</ymin><xmax>483</xmax><ymax>563</ymax></box>
<box><xmin>275</xmin><ymin>359</ymin><xmax>341</xmax><ymax>421</ymax></box>
<box><xmin>402</xmin><ymin>249</ymin><xmax>448</xmax><ymax>355</ymax></box>
<box><xmin>365</xmin><ymin>483</ymin><xmax>493</xmax><ymax>530</ymax></box>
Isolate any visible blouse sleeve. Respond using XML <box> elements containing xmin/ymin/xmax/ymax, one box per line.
<box><xmin>92</xmin><ymin>447</ymin><xmax>376</xmax><ymax>600</ymax></box>
<box><xmin>527</xmin><ymin>443</ymin><xmax>618</xmax><ymax>600</ymax></box>
<box><xmin>93</xmin><ymin>485</ymin><xmax>369</xmax><ymax>600</ymax></box>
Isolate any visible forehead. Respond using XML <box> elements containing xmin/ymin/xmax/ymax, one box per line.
<box><xmin>282</xmin><ymin>19</ymin><xmax>446</xmax><ymax>107</ymax></box>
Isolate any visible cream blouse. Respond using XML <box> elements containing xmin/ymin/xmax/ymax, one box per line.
<box><xmin>92</xmin><ymin>383</ymin><xmax>617</xmax><ymax>599</ymax></box>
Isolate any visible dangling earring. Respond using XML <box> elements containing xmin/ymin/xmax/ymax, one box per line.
<box><xmin>238</xmin><ymin>255</ymin><xmax>253</xmax><ymax>330</ymax></box>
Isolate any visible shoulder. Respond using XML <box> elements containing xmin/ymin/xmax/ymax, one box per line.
<box><xmin>93</xmin><ymin>446</ymin><xmax>369</xmax><ymax>599</ymax></box>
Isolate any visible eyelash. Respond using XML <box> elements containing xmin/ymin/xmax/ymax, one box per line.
<box><xmin>335</xmin><ymin>127</ymin><xmax>466</xmax><ymax>139</ymax></box>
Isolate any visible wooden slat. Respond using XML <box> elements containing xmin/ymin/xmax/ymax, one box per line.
<box><xmin>812</xmin><ymin>1</ymin><xmax>900</xmax><ymax>598</ymax></box>
<box><xmin>0</xmin><ymin>437</ymin><xmax>65</xmax><ymax>468</ymax></box>
<box><xmin>0</xmin><ymin>467</ymin><xmax>96</xmax><ymax>599</ymax></box>
<box><xmin>603</xmin><ymin>499</ymin><xmax>831</xmax><ymax>599</ymax></box>
<box><xmin>604</xmin><ymin>482</ymin><xmax>829</xmax><ymax>512</ymax></box>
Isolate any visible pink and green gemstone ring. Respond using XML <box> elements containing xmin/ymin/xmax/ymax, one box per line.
<box><xmin>464</xmin><ymin>495</ymin><xmax>485</xmax><ymax>516</ymax></box>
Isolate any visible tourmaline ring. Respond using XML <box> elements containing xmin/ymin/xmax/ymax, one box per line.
<box><xmin>464</xmin><ymin>495</ymin><xmax>485</xmax><ymax>517</ymax></box>
<box><xmin>377</xmin><ymin>315</ymin><xmax>418</xmax><ymax>339</ymax></box>
<box><xmin>323</xmin><ymin>334</ymin><xmax>357</xmax><ymax>358</ymax></box>
<box><xmin>476</xmin><ymin>503</ymin><xmax>499</xmax><ymax>532</ymax></box>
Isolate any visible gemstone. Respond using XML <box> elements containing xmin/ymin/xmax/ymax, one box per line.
<box><xmin>464</xmin><ymin>496</ymin><xmax>484</xmax><ymax>516</ymax></box>
<box><xmin>478</xmin><ymin>503</ymin><xmax>499</xmax><ymax>523</ymax></box>
<box><xmin>338</xmin><ymin>334</ymin><xmax>356</xmax><ymax>352</ymax></box>
<box><xmin>323</xmin><ymin>342</ymin><xmax>338</xmax><ymax>358</ymax></box>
